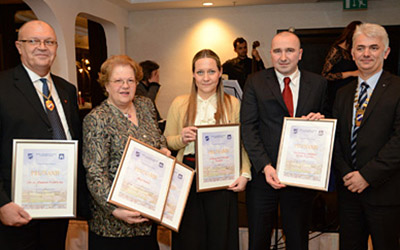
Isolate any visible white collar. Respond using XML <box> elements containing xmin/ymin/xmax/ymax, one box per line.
<box><xmin>22</xmin><ymin>64</ymin><xmax>51</xmax><ymax>83</ymax></box>
<box><xmin>274</xmin><ymin>68</ymin><xmax>300</xmax><ymax>85</ymax></box>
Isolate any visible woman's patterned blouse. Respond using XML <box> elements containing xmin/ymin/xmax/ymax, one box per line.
<box><xmin>83</xmin><ymin>96</ymin><xmax>166</xmax><ymax>237</ymax></box>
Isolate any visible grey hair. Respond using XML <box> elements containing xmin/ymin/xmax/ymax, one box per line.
<box><xmin>353</xmin><ymin>23</ymin><xmax>389</xmax><ymax>50</ymax></box>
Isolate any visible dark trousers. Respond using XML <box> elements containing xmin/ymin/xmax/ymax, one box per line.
<box><xmin>172</xmin><ymin>157</ymin><xmax>239</xmax><ymax>250</ymax></box>
<box><xmin>0</xmin><ymin>219</ymin><xmax>69</xmax><ymax>250</ymax></box>
<box><xmin>89</xmin><ymin>224</ymin><xmax>159</xmax><ymax>250</ymax></box>
<box><xmin>246</xmin><ymin>172</ymin><xmax>315</xmax><ymax>250</ymax></box>
<box><xmin>338</xmin><ymin>185</ymin><xmax>400</xmax><ymax>250</ymax></box>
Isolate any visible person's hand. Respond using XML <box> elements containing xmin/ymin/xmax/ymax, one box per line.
<box><xmin>112</xmin><ymin>208</ymin><xmax>149</xmax><ymax>224</ymax></box>
<box><xmin>342</xmin><ymin>70</ymin><xmax>359</xmax><ymax>79</ymax></box>
<box><xmin>0</xmin><ymin>202</ymin><xmax>31</xmax><ymax>227</ymax></box>
<box><xmin>251</xmin><ymin>48</ymin><xmax>261</xmax><ymax>61</ymax></box>
<box><xmin>160</xmin><ymin>147</ymin><xmax>171</xmax><ymax>156</ymax></box>
<box><xmin>343</xmin><ymin>171</ymin><xmax>369</xmax><ymax>193</ymax></box>
<box><xmin>228</xmin><ymin>176</ymin><xmax>248</xmax><ymax>192</ymax></box>
<box><xmin>181</xmin><ymin>126</ymin><xmax>197</xmax><ymax>144</ymax></box>
<box><xmin>301</xmin><ymin>112</ymin><xmax>325</xmax><ymax>120</ymax></box>
<box><xmin>264</xmin><ymin>164</ymin><xmax>286</xmax><ymax>189</ymax></box>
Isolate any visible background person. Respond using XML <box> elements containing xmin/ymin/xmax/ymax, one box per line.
<box><xmin>164</xmin><ymin>49</ymin><xmax>251</xmax><ymax>250</ymax></box>
<box><xmin>223</xmin><ymin>37</ymin><xmax>265</xmax><ymax>89</ymax></box>
<box><xmin>83</xmin><ymin>55</ymin><xmax>170</xmax><ymax>250</ymax></box>
<box><xmin>322</xmin><ymin>20</ymin><xmax>361</xmax><ymax>115</ymax></box>
<box><xmin>137</xmin><ymin>60</ymin><xmax>163</xmax><ymax>127</ymax></box>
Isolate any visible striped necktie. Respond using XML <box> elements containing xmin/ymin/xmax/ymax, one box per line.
<box><xmin>40</xmin><ymin>78</ymin><xmax>66</xmax><ymax>139</ymax></box>
<box><xmin>350</xmin><ymin>82</ymin><xmax>369</xmax><ymax>168</ymax></box>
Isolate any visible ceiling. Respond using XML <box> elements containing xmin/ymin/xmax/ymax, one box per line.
<box><xmin>1</xmin><ymin>0</ymin><xmax>341</xmax><ymax>11</ymax></box>
<box><xmin>105</xmin><ymin>0</ymin><xmax>339</xmax><ymax>11</ymax></box>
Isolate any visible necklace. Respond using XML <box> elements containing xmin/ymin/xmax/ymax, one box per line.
<box><xmin>123</xmin><ymin>104</ymin><xmax>136</xmax><ymax>119</ymax></box>
<box><xmin>35</xmin><ymin>83</ymin><xmax>55</xmax><ymax>111</ymax></box>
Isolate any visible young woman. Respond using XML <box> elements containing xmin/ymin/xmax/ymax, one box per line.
<box><xmin>164</xmin><ymin>49</ymin><xmax>251</xmax><ymax>250</ymax></box>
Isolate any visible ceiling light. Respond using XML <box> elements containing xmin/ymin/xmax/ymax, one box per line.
<box><xmin>203</xmin><ymin>2</ymin><xmax>213</xmax><ymax>6</ymax></box>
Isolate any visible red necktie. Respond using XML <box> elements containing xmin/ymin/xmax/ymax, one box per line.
<box><xmin>282</xmin><ymin>77</ymin><xmax>293</xmax><ymax>117</ymax></box>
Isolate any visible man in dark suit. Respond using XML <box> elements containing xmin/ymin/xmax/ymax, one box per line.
<box><xmin>333</xmin><ymin>23</ymin><xmax>400</xmax><ymax>250</ymax></box>
<box><xmin>0</xmin><ymin>20</ymin><xmax>86</xmax><ymax>249</ymax></box>
<box><xmin>241</xmin><ymin>31</ymin><xmax>327</xmax><ymax>250</ymax></box>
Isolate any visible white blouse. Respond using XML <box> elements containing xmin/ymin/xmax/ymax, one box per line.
<box><xmin>183</xmin><ymin>93</ymin><xmax>217</xmax><ymax>155</ymax></box>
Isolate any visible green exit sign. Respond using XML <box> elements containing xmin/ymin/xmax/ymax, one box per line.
<box><xmin>343</xmin><ymin>0</ymin><xmax>368</xmax><ymax>9</ymax></box>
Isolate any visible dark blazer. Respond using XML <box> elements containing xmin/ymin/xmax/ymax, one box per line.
<box><xmin>333</xmin><ymin>71</ymin><xmax>400</xmax><ymax>206</ymax></box>
<box><xmin>0</xmin><ymin>64</ymin><xmax>89</xmax><ymax>217</ymax></box>
<box><xmin>241</xmin><ymin>67</ymin><xmax>327</xmax><ymax>174</ymax></box>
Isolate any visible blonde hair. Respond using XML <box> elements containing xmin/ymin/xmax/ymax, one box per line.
<box><xmin>184</xmin><ymin>49</ymin><xmax>232</xmax><ymax>127</ymax></box>
<box><xmin>98</xmin><ymin>55</ymin><xmax>143</xmax><ymax>88</ymax></box>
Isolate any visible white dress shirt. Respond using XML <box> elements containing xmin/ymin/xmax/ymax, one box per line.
<box><xmin>184</xmin><ymin>93</ymin><xmax>217</xmax><ymax>155</ymax></box>
<box><xmin>23</xmin><ymin>64</ymin><xmax>72</xmax><ymax>140</ymax></box>
<box><xmin>275</xmin><ymin>68</ymin><xmax>301</xmax><ymax>117</ymax></box>
<box><xmin>351</xmin><ymin>70</ymin><xmax>383</xmax><ymax>130</ymax></box>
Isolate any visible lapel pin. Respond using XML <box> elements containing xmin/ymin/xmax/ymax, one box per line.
<box><xmin>64</xmin><ymin>99</ymin><xmax>68</xmax><ymax>103</ymax></box>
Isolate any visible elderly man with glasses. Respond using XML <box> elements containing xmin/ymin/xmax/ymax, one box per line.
<box><xmin>0</xmin><ymin>20</ymin><xmax>89</xmax><ymax>250</ymax></box>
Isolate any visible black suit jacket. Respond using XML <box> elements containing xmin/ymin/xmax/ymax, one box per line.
<box><xmin>333</xmin><ymin>71</ymin><xmax>400</xmax><ymax>206</ymax></box>
<box><xmin>0</xmin><ymin>64</ymin><xmax>90</xmax><ymax>217</ymax></box>
<box><xmin>241</xmin><ymin>67</ymin><xmax>327</xmax><ymax>174</ymax></box>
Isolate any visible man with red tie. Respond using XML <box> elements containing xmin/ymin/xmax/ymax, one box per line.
<box><xmin>241</xmin><ymin>31</ymin><xmax>327</xmax><ymax>250</ymax></box>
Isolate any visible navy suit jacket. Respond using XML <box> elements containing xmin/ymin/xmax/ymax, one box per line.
<box><xmin>333</xmin><ymin>71</ymin><xmax>400</xmax><ymax>206</ymax></box>
<box><xmin>0</xmin><ymin>64</ymin><xmax>89</xmax><ymax>217</ymax></box>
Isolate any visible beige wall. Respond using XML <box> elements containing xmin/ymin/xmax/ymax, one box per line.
<box><xmin>127</xmin><ymin>0</ymin><xmax>400</xmax><ymax>118</ymax></box>
<box><xmin>24</xmin><ymin>0</ymin><xmax>129</xmax><ymax>86</ymax></box>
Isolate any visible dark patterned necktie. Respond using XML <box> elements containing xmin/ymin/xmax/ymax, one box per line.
<box><xmin>282</xmin><ymin>77</ymin><xmax>294</xmax><ymax>117</ymax></box>
<box><xmin>350</xmin><ymin>82</ymin><xmax>369</xmax><ymax>168</ymax></box>
<box><xmin>40</xmin><ymin>78</ymin><xmax>66</xmax><ymax>139</ymax></box>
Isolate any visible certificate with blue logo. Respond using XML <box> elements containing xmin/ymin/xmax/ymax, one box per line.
<box><xmin>12</xmin><ymin>140</ymin><xmax>78</xmax><ymax>218</ymax></box>
<box><xmin>108</xmin><ymin>137</ymin><xmax>175</xmax><ymax>222</ymax></box>
<box><xmin>196</xmin><ymin>124</ymin><xmax>241</xmax><ymax>192</ymax></box>
<box><xmin>161</xmin><ymin>162</ymin><xmax>194</xmax><ymax>232</ymax></box>
<box><xmin>276</xmin><ymin>118</ymin><xmax>337</xmax><ymax>191</ymax></box>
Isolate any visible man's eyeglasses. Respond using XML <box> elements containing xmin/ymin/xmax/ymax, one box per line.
<box><xmin>18</xmin><ymin>39</ymin><xmax>58</xmax><ymax>47</ymax></box>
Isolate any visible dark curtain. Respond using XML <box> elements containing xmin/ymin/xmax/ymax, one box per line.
<box><xmin>87</xmin><ymin>19</ymin><xmax>107</xmax><ymax>109</ymax></box>
<box><xmin>0</xmin><ymin>3</ymin><xmax>31</xmax><ymax>71</ymax></box>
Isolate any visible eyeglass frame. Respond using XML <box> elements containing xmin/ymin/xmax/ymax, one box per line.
<box><xmin>18</xmin><ymin>39</ymin><xmax>58</xmax><ymax>47</ymax></box>
<box><xmin>109</xmin><ymin>79</ymin><xmax>137</xmax><ymax>85</ymax></box>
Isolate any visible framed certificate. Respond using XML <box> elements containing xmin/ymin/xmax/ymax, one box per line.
<box><xmin>276</xmin><ymin>118</ymin><xmax>337</xmax><ymax>191</ymax></box>
<box><xmin>196</xmin><ymin>124</ymin><xmax>241</xmax><ymax>192</ymax></box>
<box><xmin>161</xmin><ymin>162</ymin><xmax>194</xmax><ymax>232</ymax></box>
<box><xmin>12</xmin><ymin>139</ymin><xmax>78</xmax><ymax>218</ymax></box>
<box><xmin>108</xmin><ymin>136</ymin><xmax>175</xmax><ymax>222</ymax></box>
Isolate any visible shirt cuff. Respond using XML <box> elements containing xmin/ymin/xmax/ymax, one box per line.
<box><xmin>241</xmin><ymin>172</ymin><xmax>251</xmax><ymax>181</ymax></box>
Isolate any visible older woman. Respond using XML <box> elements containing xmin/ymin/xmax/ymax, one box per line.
<box><xmin>164</xmin><ymin>49</ymin><xmax>251</xmax><ymax>250</ymax></box>
<box><xmin>83</xmin><ymin>55</ymin><xmax>169</xmax><ymax>250</ymax></box>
